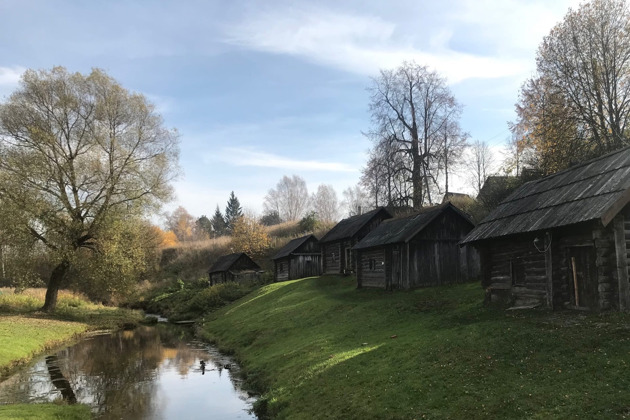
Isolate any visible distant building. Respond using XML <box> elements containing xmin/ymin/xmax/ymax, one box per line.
<box><xmin>353</xmin><ymin>203</ymin><xmax>478</xmax><ymax>289</ymax></box>
<box><xmin>208</xmin><ymin>253</ymin><xmax>262</xmax><ymax>286</ymax></box>
<box><xmin>441</xmin><ymin>192</ymin><xmax>471</xmax><ymax>204</ymax></box>
<box><xmin>272</xmin><ymin>234</ymin><xmax>321</xmax><ymax>282</ymax></box>
<box><xmin>319</xmin><ymin>207</ymin><xmax>392</xmax><ymax>275</ymax></box>
<box><xmin>462</xmin><ymin>146</ymin><xmax>630</xmax><ymax>310</ymax></box>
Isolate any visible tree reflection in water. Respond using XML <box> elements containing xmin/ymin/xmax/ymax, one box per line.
<box><xmin>0</xmin><ymin>325</ymin><xmax>256</xmax><ymax>419</ymax></box>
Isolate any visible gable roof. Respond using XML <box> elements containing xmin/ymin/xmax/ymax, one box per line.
<box><xmin>319</xmin><ymin>207</ymin><xmax>392</xmax><ymax>244</ymax></box>
<box><xmin>208</xmin><ymin>253</ymin><xmax>260</xmax><ymax>274</ymax></box>
<box><xmin>272</xmin><ymin>234</ymin><xmax>318</xmax><ymax>260</ymax></box>
<box><xmin>353</xmin><ymin>203</ymin><xmax>473</xmax><ymax>251</ymax></box>
<box><xmin>462</xmin><ymin>146</ymin><xmax>630</xmax><ymax>244</ymax></box>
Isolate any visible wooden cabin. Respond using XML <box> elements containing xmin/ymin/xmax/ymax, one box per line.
<box><xmin>461</xmin><ymin>146</ymin><xmax>630</xmax><ymax>311</ymax></box>
<box><xmin>353</xmin><ymin>203</ymin><xmax>477</xmax><ymax>289</ymax></box>
<box><xmin>208</xmin><ymin>253</ymin><xmax>262</xmax><ymax>286</ymax></box>
<box><xmin>272</xmin><ymin>234</ymin><xmax>321</xmax><ymax>282</ymax></box>
<box><xmin>319</xmin><ymin>207</ymin><xmax>392</xmax><ymax>275</ymax></box>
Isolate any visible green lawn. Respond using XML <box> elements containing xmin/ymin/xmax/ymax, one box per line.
<box><xmin>0</xmin><ymin>317</ymin><xmax>87</xmax><ymax>376</ymax></box>
<box><xmin>200</xmin><ymin>276</ymin><xmax>630</xmax><ymax>419</ymax></box>
<box><xmin>0</xmin><ymin>403</ymin><xmax>91</xmax><ymax>420</ymax></box>
<box><xmin>0</xmin><ymin>289</ymin><xmax>145</xmax><ymax>419</ymax></box>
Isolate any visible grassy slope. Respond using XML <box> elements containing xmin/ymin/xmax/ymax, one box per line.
<box><xmin>0</xmin><ymin>317</ymin><xmax>87</xmax><ymax>375</ymax></box>
<box><xmin>0</xmin><ymin>404</ymin><xmax>91</xmax><ymax>420</ymax></box>
<box><xmin>201</xmin><ymin>276</ymin><xmax>630</xmax><ymax>419</ymax></box>
<box><xmin>0</xmin><ymin>289</ymin><xmax>145</xmax><ymax>419</ymax></box>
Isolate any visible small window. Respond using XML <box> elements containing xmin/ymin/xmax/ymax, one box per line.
<box><xmin>332</xmin><ymin>252</ymin><xmax>336</xmax><ymax>262</ymax></box>
<box><xmin>369</xmin><ymin>259</ymin><xmax>376</xmax><ymax>270</ymax></box>
<box><xmin>279</xmin><ymin>263</ymin><xmax>284</xmax><ymax>272</ymax></box>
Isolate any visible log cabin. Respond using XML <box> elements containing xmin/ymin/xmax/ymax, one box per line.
<box><xmin>319</xmin><ymin>207</ymin><xmax>392</xmax><ymax>275</ymax></box>
<box><xmin>461</xmin><ymin>146</ymin><xmax>630</xmax><ymax>311</ymax></box>
<box><xmin>353</xmin><ymin>203</ymin><xmax>477</xmax><ymax>289</ymax></box>
<box><xmin>208</xmin><ymin>253</ymin><xmax>262</xmax><ymax>286</ymax></box>
<box><xmin>272</xmin><ymin>234</ymin><xmax>321</xmax><ymax>282</ymax></box>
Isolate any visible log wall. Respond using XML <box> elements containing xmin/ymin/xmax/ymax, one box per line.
<box><xmin>357</xmin><ymin>248</ymin><xmax>386</xmax><ymax>288</ymax></box>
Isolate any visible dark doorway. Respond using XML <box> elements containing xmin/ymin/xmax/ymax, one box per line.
<box><xmin>567</xmin><ymin>246</ymin><xmax>598</xmax><ymax>309</ymax></box>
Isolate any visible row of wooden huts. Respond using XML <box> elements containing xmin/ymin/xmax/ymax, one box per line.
<box><xmin>207</xmin><ymin>146</ymin><xmax>630</xmax><ymax>311</ymax></box>
<box><xmin>208</xmin><ymin>202</ymin><xmax>480</xmax><ymax>290</ymax></box>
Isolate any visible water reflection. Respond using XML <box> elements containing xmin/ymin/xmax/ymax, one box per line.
<box><xmin>0</xmin><ymin>325</ymin><xmax>257</xmax><ymax>419</ymax></box>
<box><xmin>45</xmin><ymin>355</ymin><xmax>77</xmax><ymax>404</ymax></box>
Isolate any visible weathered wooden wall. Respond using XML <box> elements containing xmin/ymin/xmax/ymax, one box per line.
<box><xmin>275</xmin><ymin>257</ymin><xmax>290</xmax><ymax>282</ymax></box>
<box><xmin>479</xmin><ymin>209</ymin><xmax>630</xmax><ymax>311</ymax></box>
<box><xmin>357</xmin><ymin>248</ymin><xmax>386</xmax><ymax>288</ymax></box>
<box><xmin>322</xmin><ymin>242</ymin><xmax>341</xmax><ymax>274</ymax></box>
<box><xmin>289</xmin><ymin>254</ymin><xmax>321</xmax><ymax>279</ymax></box>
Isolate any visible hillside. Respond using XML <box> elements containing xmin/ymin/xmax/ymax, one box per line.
<box><xmin>159</xmin><ymin>220</ymin><xmax>334</xmax><ymax>282</ymax></box>
<box><xmin>201</xmin><ymin>276</ymin><xmax>630</xmax><ymax>419</ymax></box>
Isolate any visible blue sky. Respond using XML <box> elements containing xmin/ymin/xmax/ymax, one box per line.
<box><xmin>0</xmin><ymin>0</ymin><xmax>582</xmax><ymax>221</ymax></box>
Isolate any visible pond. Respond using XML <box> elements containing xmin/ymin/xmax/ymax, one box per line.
<box><xmin>0</xmin><ymin>325</ymin><xmax>257</xmax><ymax>419</ymax></box>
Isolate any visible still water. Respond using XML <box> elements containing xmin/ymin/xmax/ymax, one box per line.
<box><xmin>0</xmin><ymin>325</ymin><xmax>257</xmax><ymax>419</ymax></box>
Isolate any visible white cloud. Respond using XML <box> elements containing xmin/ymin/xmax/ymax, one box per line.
<box><xmin>0</xmin><ymin>66</ymin><xmax>24</xmax><ymax>86</ymax></box>
<box><xmin>211</xmin><ymin>147</ymin><xmax>357</xmax><ymax>172</ymax></box>
<box><xmin>0</xmin><ymin>66</ymin><xmax>25</xmax><ymax>98</ymax></box>
<box><xmin>223</xmin><ymin>6</ymin><xmax>528</xmax><ymax>83</ymax></box>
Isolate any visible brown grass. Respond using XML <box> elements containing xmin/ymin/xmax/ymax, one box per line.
<box><xmin>0</xmin><ymin>287</ymin><xmax>88</xmax><ymax>301</ymax></box>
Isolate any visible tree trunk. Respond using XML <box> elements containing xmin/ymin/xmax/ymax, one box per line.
<box><xmin>41</xmin><ymin>259</ymin><xmax>70</xmax><ymax>312</ymax></box>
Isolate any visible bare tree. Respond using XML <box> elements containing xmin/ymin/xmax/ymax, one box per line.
<box><xmin>361</xmin><ymin>133</ymin><xmax>412</xmax><ymax>208</ymax></box>
<box><xmin>437</xmin><ymin>119</ymin><xmax>468</xmax><ymax>195</ymax></box>
<box><xmin>468</xmin><ymin>140</ymin><xmax>495</xmax><ymax>195</ymax></box>
<box><xmin>341</xmin><ymin>185</ymin><xmax>371</xmax><ymax>217</ymax></box>
<box><xmin>0</xmin><ymin>67</ymin><xmax>179</xmax><ymax>311</ymax></box>
<box><xmin>367</xmin><ymin>61</ymin><xmax>463</xmax><ymax>209</ymax></box>
<box><xmin>263</xmin><ymin>175</ymin><xmax>310</xmax><ymax>221</ymax></box>
<box><xmin>311</xmin><ymin>184</ymin><xmax>339</xmax><ymax>222</ymax></box>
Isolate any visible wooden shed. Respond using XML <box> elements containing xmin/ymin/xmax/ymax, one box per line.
<box><xmin>272</xmin><ymin>234</ymin><xmax>321</xmax><ymax>282</ymax></box>
<box><xmin>208</xmin><ymin>253</ymin><xmax>262</xmax><ymax>286</ymax></box>
<box><xmin>461</xmin><ymin>146</ymin><xmax>630</xmax><ymax>311</ymax></box>
<box><xmin>320</xmin><ymin>207</ymin><xmax>392</xmax><ymax>275</ymax></box>
<box><xmin>353</xmin><ymin>203</ymin><xmax>477</xmax><ymax>289</ymax></box>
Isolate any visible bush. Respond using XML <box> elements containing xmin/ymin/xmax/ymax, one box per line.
<box><xmin>298</xmin><ymin>212</ymin><xmax>318</xmax><ymax>232</ymax></box>
<box><xmin>137</xmin><ymin>278</ymin><xmax>257</xmax><ymax>321</ymax></box>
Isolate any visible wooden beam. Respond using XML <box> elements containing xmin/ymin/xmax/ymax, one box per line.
<box><xmin>601</xmin><ymin>188</ymin><xmax>630</xmax><ymax>227</ymax></box>
<box><xmin>571</xmin><ymin>257</ymin><xmax>579</xmax><ymax>307</ymax></box>
<box><xmin>545</xmin><ymin>232</ymin><xmax>554</xmax><ymax>309</ymax></box>
<box><xmin>614</xmin><ymin>214</ymin><xmax>630</xmax><ymax>311</ymax></box>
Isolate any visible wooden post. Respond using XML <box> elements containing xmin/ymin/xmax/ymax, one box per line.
<box><xmin>614</xmin><ymin>215</ymin><xmax>630</xmax><ymax>311</ymax></box>
<box><xmin>545</xmin><ymin>233</ymin><xmax>554</xmax><ymax>309</ymax></box>
<box><xmin>571</xmin><ymin>257</ymin><xmax>579</xmax><ymax>307</ymax></box>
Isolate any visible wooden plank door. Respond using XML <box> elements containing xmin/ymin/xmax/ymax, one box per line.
<box><xmin>568</xmin><ymin>246</ymin><xmax>598</xmax><ymax>309</ymax></box>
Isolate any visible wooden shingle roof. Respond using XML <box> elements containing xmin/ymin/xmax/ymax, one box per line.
<box><xmin>462</xmin><ymin>146</ymin><xmax>630</xmax><ymax>244</ymax></box>
<box><xmin>319</xmin><ymin>207</ymin><xmax>392</xmax><ymax>244</ymax></box>
<box><xmin>272</xmin><ymin>234</ymin><xmax>318</xmax><ymax>260</ymax></box>
<box><xmin>353</xmin><ymin>203</ymin><xmax>473</xmax><ymax>250</ymax></box>
<box><xmin>208</xmin><ymin>253</ymin><xmax>260</xmax><ymax>274</ymax></box>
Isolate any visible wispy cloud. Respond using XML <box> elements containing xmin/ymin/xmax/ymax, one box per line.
<box><xmin>223</xmin><ymin>6</ymin><xmax>525</xmax><ymax>83</ymax></box>
<box><xmin>0</xmin><ymin>66</ymin><xmax>24</xmax><ymax>86</ymax></box>
<box><xmin>212</xmin><ymin>147</ymin><xmax>357</xmax><ymax>172</ymax></box>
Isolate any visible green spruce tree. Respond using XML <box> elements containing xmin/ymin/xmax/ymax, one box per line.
<box><xmin>210</xmin><ymin>205</ymin><xmax>227</xmax><ymax>237</ymax></box>
<box><xmin>224</xmin><ymin>191</ymin><xmax>243</xmax><ymax>234</ymax></box>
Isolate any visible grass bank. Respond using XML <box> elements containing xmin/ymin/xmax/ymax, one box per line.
<box><xmin>0</xmin><ymin>288</ymin><xmax>144</xmax><ymax>376</ymax></box>
<box><xmin>0</xmin><ymin>288</ymin><xmax>145</xmax><ymax>419</ymax></box>
<box><xmin>200</xmin><ymin>276</ymin><xmax>630</xmax><ymax>419</ymax></box>
<box><xmin>0</xmin><ymin>403</ymin><xmax>91</xmax><ymax>420</ymax></box>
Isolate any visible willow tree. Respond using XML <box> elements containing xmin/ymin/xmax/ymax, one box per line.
<box><xmin>0</xmin><ymin>67</ymin><xmax>179</xmax><ymax>311</ymax></box>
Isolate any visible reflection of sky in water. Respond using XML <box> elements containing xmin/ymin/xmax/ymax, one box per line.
<box><xmin>0</xmin><ymin>327</ymin><xmax>256</xmax><ymax>419</ymax></box>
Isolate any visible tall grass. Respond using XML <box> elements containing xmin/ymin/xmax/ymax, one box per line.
<box><xmin>0</xmin><ymin>287</ymin><xmax>144</xmax><ymax>329</ymax></box>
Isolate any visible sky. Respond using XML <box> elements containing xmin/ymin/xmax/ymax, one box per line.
<box><xmin>0</xmin><ymin>0</ymin><xmax>583</xmax><ymax>222</ymax></box>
